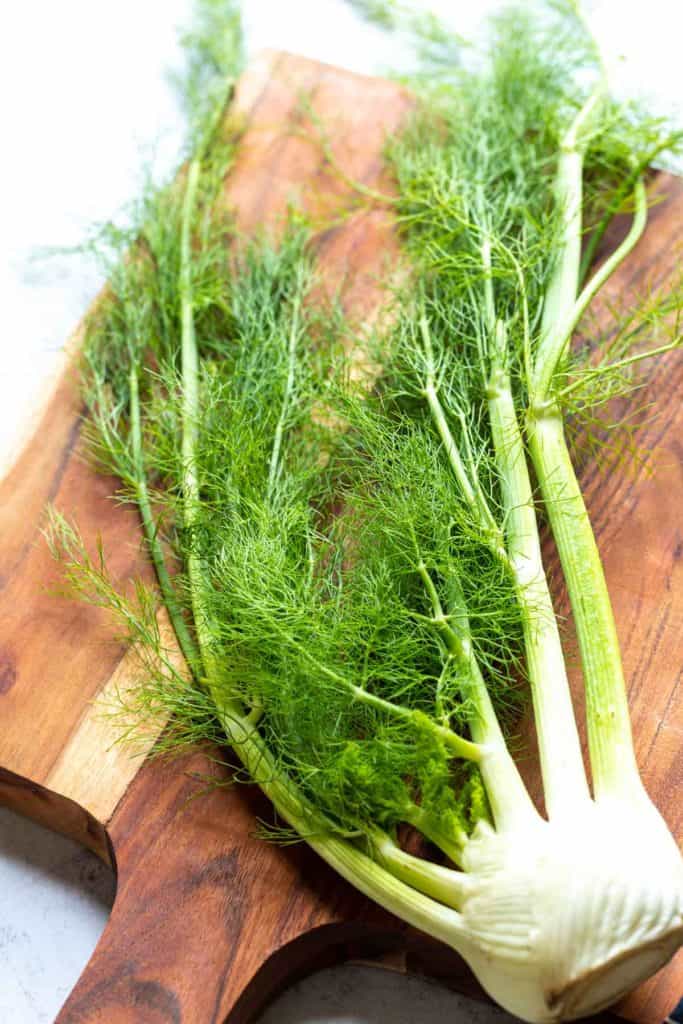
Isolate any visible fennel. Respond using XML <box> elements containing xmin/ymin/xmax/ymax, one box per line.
<box><xmin>51</xmin><ymin>2</ymin><xmax>683</xmax><ymax>1021</ymax></box>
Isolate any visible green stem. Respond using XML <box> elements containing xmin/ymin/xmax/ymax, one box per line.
<box><xmin>563</xmin><ymin>179</ymin><xmax>647</xmax><ymax>357</ymax></box>
<box><xmin>179</xmin><ymin>155</ymin><xmax>221</xmax><ymax>684</ymax></box>
<box><xmin>129</xmin><ymin>365</ymin><xmax>202</xmax><ymax>677</ymax></box>
<box><xmin>422</xmin><ymin>384</ymin><xmax>476</xmax><ymax>506</ymax></box>
<box><xmin>527</xmin><ymin>410</ymin><xmax>642</xmax><ymax>799</ymax></box>
<box><xmin>467</xmin><ymin>660</ymin><xmax>539</xmax><ymax>830</ymax></box>
<box><xmin>525</xmin><ymin>109</ymin><xmax>652</xmax><ymax>802</ymax></box>
<box><xmin>579</xmin><ymin>137</ymin><xmax>679</xmax><ymax>286</ymax></box>
<box><xmin>532</xmin><ymin>87</ymin><xmax>602</xmax><ymax>403</ymax></box>
<box><xmin>486</xmin><ymin>333</ymin><xmax>589</xmax><ymax>815</ymax></box>
<box><xmin>535</xmin><ymin>177</ymin><xmax>647</xmax><ymax>405</ymax></box>
<box><xmin>434</xmin><ymin>658</ymin><xmax>451</xmax><ymax>725</ymax></box>
<box><xmin>267</xmin><ymin>617</ymin><xmax>482</xmax><ymax>762</ymax></box>
<box><xmin>420</xmin><ymin>316</ymin><xmax>508</xmax><ymax>565</ymax></box>
<box><xmin>268</xmin><ymin>278</ymin><xmax>302</xmax><ymax>498</ymax></box>
<box><xmin>553</xmin><ymin>337</ymin><xmax>681</xmax><ymax>404</ymax></box>
<box><xmin>350</xmin><ymin>682</ymin><xmax>482</xmax><ymax>761</ymax></box>
<box><xmin>416</xmin><ymin>560</ymin><xmax>471</xmax><ymax>663</ymax></box>
<box><xmin>403</xmin><ymin>805</ymin><xmax>467</xmax><ymax>866</ymax></box>
<box><xmin>480</xmin><ymin>233</ymin><xmax>496</xmax><ymax>331</ymax></box>
<box><xmin>521</xmin><ymin>79</ymin><xmax>660</xmax><ymax>804</ymax></box>
<box><xmin>372</xmin><ymin>832</ymin><xmax>470</xmax><ymax>906</ymax></box>
<box><xmin>416</xmin><ymin>557</ymin><xmax>538</xmax><ymax>830</ymax></box>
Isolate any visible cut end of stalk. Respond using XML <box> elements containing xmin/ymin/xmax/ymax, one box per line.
<box><xmin>546</xmin><ymin>925</ymin><xmax>683</xmax><ymax>1021</ymax></box>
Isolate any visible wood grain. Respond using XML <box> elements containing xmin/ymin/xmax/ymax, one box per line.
<box><xmin>0</xmin><ymin>51</ymin><xmax>680</xmax><ymax>1024</ymax></box>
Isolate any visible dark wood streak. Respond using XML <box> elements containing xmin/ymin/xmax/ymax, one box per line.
<box><xmin>59</xmin><ymin>960</ymin><xmax>183</xmax><ymax>1024</ymax></box>
<box><xmin>46</xmin><ymin>408</ymin><xmax>84</xmax><ymax>505</ymax></box>
<box><xmin>648</xmin><ymin>673</ymin><xmax>681</xmax><ymax>762</ymax></box>
<box><xmin>0</xmin><ymin>648</ymin><xmax>17</xmax><ymax>694</ymax></box>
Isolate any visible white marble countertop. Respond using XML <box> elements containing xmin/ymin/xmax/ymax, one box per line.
<box><xmin>0</xmin><ymin>1</ymin><xmax>680</xmax><ymax>1020</ymax></box>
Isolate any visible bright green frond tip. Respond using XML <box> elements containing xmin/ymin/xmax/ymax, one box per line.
<box><xmin>173</xmin><ymin>0</ymin><xmax>244</xmax><ymax>151</ymax></box>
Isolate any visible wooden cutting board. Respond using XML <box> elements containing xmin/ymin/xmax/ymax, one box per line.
<box><xmin>0</xmin><ymin>52</ymin><xmax>681</xmax><ymax>1024</ymax></box>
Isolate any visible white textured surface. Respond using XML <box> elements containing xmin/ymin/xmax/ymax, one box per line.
<box><xmin>259</xmin><ymin>964</ymin><xmax>517</xmax><ymax>1024</ymax></box>
<box><xmin>0</xmin><ymin>1</ymin><xmax>681</xmax><ymax>1021</ymax></box>
<box><xmin>0</xmin><ymin>810</ymin><xmax>114</xmax><ymax>1024</ymax></box>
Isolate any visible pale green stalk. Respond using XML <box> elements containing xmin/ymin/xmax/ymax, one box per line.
<box><xmin>420</xmin><ymin>316</ymin><xmax>507</xmax><ymax>563</ymax></box>
<box><xmin>404</xmin><ymin>804</ymin><xmax>467</xmax><ymax>866</ymax></box>
<box><xmin>462</xmin><ymin>660</ymin><xmax>538</xmax><ymax>830</ymax></box>
<box><xmin>532</xmin><ymin>85</ymin><xmax>603</xmax><ymax>403</ymax></box>
<box><xmin>479</xmin><ymin>235</ymin><xmax>587</xmax><ymax>812</ymax></box>
<box><xmin>527</xmin><ymin>410</ymin><xmax>641</xmax><ymax>799</ymax></box>
<box><xmin>527</xmin><ymin>103</ymin><xmax>650</xmax><ymax>800</ymax></box>
<box><xmin>414</xmin><ymin>508</ymin><xmax>538</xmax><ymax>830</ymax></box>
<box><xmin>179</xmin><ymin>155</ymin><xmax>229</xmax><ymax>693</ymax></box>
<box><xmin>418</xmin><ymin>296</ymin><xmax>535</xmax><ymax>828</ymax></box>
<box><xmin>567</xmin><ymin>179</ymin><xmax>647</xmax><ymax>342</ymax></box>
<box><xmin>485</xmin><ymin>322</ymin><xmax>589</xmax><ymax>814</ymax></box>
<box><xmin>129</xmin><ymin>364</ymin><xmax>202</xmax><ymax>676</ymax></box>
<box><xmin>371</xmin><ymin>830</ymin><xmax>470</xmax><ymax>908</ymax></box>
<box><xmin>534</xmin><ymin>179</ymin><xmax>648</xmax><ymax>406</ymax></box>
<box><xmin>417</xmin><ymin>315</ymin><xmax>518</xmax><ymax>847</ymax></box>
